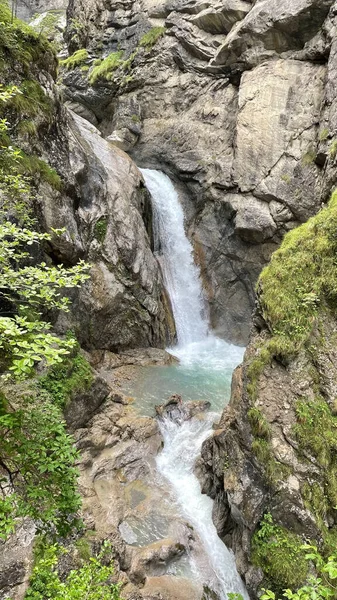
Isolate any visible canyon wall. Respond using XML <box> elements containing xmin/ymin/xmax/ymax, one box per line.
<box><xmin>61</xmin><ymin>0</ymin><xmax>337</xmax><ymax>344</ymax></box>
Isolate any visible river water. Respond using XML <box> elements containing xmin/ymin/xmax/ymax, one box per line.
<box><xmin>125</xmin><ymin>169</ymin><xmax>247</xmax><ymax>598</ymax></box>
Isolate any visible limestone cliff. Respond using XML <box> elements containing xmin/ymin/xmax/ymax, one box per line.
<box><xmin>199</xmin><ymin>192</ymin><xmax>337</xmax><ymax>596</ymax></box>
<box><xmin>60</xmin><ymin>0</ymin><xmax>337</xmax><ymax>344</ymax></box>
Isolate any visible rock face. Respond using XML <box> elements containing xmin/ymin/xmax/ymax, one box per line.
<box><xmin>17</xmin><ymin>0</ymin><xmax>67</xmax><ymax>21</ymax></box>
<box><xmin>62</xmin><ymin>0</ymin><xmax>337</xmax><ymax>344</ymax></box>
<box><xmin>199</xmin><ymin>190</ymin><xmax>337</xmax><ymax>596</ymax></box>
<box><xmin>42</xmin><ymin>110</ymin><xmax>172</xmax><ymax>350</ymax></box>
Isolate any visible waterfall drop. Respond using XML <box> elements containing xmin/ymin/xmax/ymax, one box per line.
<box><xmin>140</xmin><ymin>169</ymin><xmax>208</xmax><ymax>346</ymax></box>
<box><xmin>140</xmin><ymin>168</ymin><xmax>247</xmax><ymax>600</ymax></box>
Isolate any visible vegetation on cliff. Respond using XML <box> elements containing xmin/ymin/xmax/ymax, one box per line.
<box><xmin>243</xmin><ymin>190</ymin><xmax>337</xmax><ymax>595</ymax></box>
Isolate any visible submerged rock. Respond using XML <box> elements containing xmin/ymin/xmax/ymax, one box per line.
<box><xmin>155</xmin><ymin>395</ymin><xmax>211</xmax><ymax>422</ymax></box>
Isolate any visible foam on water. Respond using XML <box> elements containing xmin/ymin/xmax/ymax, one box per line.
<box><xmin>140</xmin><ymin>168</ymin><xmax>248</xmax><ymax>599</ymax></box>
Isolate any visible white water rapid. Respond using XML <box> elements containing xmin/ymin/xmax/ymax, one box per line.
<box><xmin>141</xmin><ymin>168</ymin><xmax>247</xmax><ymax>600</ymax></box>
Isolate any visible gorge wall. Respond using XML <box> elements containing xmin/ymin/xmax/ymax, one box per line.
<box><xmin>59</xmin><ymin>0</ymin><xmax>337</xmax><ymax>345</ymax></box>
<box><xmin>3</xmin><ymin>1</ymin><xmax>337</xmax><ymax>599</ymax></box>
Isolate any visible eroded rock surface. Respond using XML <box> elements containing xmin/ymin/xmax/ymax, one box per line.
<box><xmin>62</xmin><ymin>0</ymin><xmax>337</xmax><ymax>344</ymax></box>
<box><xmin>38</xmin><ymin>110</ymin><xmax>173</xmax><ymax>350</ymax></box>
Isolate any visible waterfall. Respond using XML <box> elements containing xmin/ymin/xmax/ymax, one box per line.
<box><xmin>140</xmin><ymin>169</ymin><xmax>208</xmax><ymax>346</ymax></box>
<box><xmin>140</xmin><ymin>168</ymin><xmax>247</xmax><ymax>599</ymax></box>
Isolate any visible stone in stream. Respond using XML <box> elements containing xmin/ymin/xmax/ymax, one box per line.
<box><xmin>155</xmin><ymin>394</ymin><xmax>211</xmax><ymax>423</ymax></box>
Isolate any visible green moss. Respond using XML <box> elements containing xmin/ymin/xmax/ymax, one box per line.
<box><xmin>281</xmin><ymin>173</ymin><xmax>291</xmax><ymax>184</ymax></box>
<box><xmin>329</xmin><ymin>139</ymin><xmax>337</xmax><ymax>158</ymax></box>
<box><xmin>38</xmin><ymin>349</ymin><xmax>93</xmax><ymax>409</ymax></box>
<box><xmin>89</xmin><ymin>51</ymin><xmax>124</xmax><ymax>84</ymax></box>
<box><xmin>252</xmin><ymin>513</ymin><xmax>309</xmax><ymax>592</ymax></box>
<box><xmin>294</xmin><ymin>396</ymin><xmax>337</xmax><ymax>524</ymax></box>
<box><xmin>251</xmin><ymin>438</ymin><xmax>290</xmax><ymax>485</ymax></box>
<box><xmin>122</xmin><ymin>50</ymin><xmax>138</xmax><ymax>72</ymax></box>
<box><xmin>18</xmin><ymin>153</ymin><xmax>62</xmax><ymax>189</ymax></box>
<box><xmin>0</xmin><ymin>1</ymin><xmax>56</xmax><ymax>74</ymax></box>
<box><xmin>139</xmin><ymin>26</ymin><xmax>166</xmax><ymax>49</ymax></box>
<box><xmin>294</xmin><ymin>397</ymin><xmax>337</xmax><ymax>468</ymax></box>
<box><xmin>257</xmin><ymin>190</ymin><xmax>337</xmax><ymax>360</ymax></box>
<box><xmin>94</xmin><ymin>217</ymin><xmax>108</xmax><ymax>242</ymax></box>
<box><xmin>1</xmin><ymin>80</ymin><xmax>53</xmax><ymax>119</ymax></box>
<box><xmin>319</xmin><ymin>128</ymin><xmax>329</xmax><ymax>142</ymax></box>
<box><xmin>61</xmin><ymin>48</ymin><xmax>89</xmax><ymax>70</ymax></box>
<box><xmin>302</xmin><ymin>147</ymin><xmax>316</xmax><ymax>165</ymax></box>
<box><xmin>248</xmin><ymin>407</ymin><xmax>271</xmax><ymax>439</ymax></box>
<box><xmin>16</xmin><ymin>119</ymin><xmax>37</xmax><ymax>137</ymax></box>
<box><xmin>75</xmin><ymin>537</ymin><xmax>92</xmax><ymax>561</ymax></box>
<box><xmin>302</xmin><ymin>481</ymin><xmax>328</xmax><ymax>530</ymax></box>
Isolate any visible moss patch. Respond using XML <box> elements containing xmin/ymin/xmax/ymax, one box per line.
<box><xmin>18</xmin><ymin>152</ymin><xmax>62</xmax><ymax>189</ymax></box>
<box><xmin>252</xmin><ymin>513</ymin><xmax>309</xmax><ymax>592</ymax></box>
<box><xmin>139</xmin><ymin>26</ymin><xmax>166</xmax><ymax>49</ymax></box>
<box><xmin>0</xmin><ymin>0</ymin><xmax>56</xmax><ymax>75</ymax></box>
<box><xmin>251</xmin><ymin>190</ymin><xmax>337</xmax><ymax>373</ymax></box>
<box><xmin>89</xmin><ymin>51</ymin><xmax>124</xmax><ymax>84</ymax></box>
<box><xmin>94</xmin><ymin>217</ymin><xmax>108</xmax><ymax>243</ymax></box>
<box><xmin>294</xmin><ymin>396</ymin><xmax>337</xmax><ymax>526</ymax></box>
<box><xmin>61</xmin><ymin>48</ymin><xmax>89</xmax><ymax>70</ymax></box>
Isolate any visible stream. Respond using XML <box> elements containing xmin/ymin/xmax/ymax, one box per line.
<box><xmin>122</xmin><ymin>169</ymin><xmax>247</xmax><ymax>598</ymax></box>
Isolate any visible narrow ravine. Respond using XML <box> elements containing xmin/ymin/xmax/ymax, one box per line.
<box><xmin>140</xmin><ymin>169</ymin><xmax>248</xmax><ymax>599</ymax></box>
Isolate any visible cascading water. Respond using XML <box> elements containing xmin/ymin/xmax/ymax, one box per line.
<box><xmin>140</xmin><ymin>168</ymin><xmax>247</xmax><ymax>599</ymax></box>
<box><xmin>140</xmin><ymin>169</ymin><xmax>208</xmax><ymax>346</ymax></box>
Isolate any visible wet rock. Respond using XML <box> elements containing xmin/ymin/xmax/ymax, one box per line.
<box><xmin>155</xmin><ymin>395</ymin><xmax>211</xmax><ymax>422</ymax></box>
<box><xmin>41</xmin><ymin>110</ymin><xmax>173</xmax><ymax>351</ymax></box>
<box><xmin>141</xmin><ymin>575</ymin><xmax>204</xmax><ymax>600</ymax></box>
<box><xmin>212</xmin><ymin>0</ymin><xmax>334</xmax><ymax>69</ymax></box>
<box><xmin>0</xmin><ymin>520</ymin><xmax>35</xmax><ymax>600</ymax></box>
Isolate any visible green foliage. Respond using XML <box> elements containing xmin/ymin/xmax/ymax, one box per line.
<box><xmin>89</xmin><ymin>51</ymin><xmax>124</xmax><ymax>84</ymax></box>
<box><xmin>94</xmin><ymin>217</ymin><xmax>108</xmax><ymax>243</ymax></box>
<box><xmin>32</xmin><ymin>11</ymin><xmax>61</xmax><ymax>40</ymax></box>
<box><xmin>38</xmin><ymin>348</ymin><xmax>93</xmax><ymax>409</ymax></box>
<box><xmin>260</xmin><ymin>545</ymin><xmax>337</xmax><ymax>600</ymax></box>
<box><xmin>25</xmin><ymin>540</ymin><xmax>122</xmax><ymax>599</ymax></box>
<box><xmin>0</xmin><ymin>15</ymin><xmax>91</xmax><ymax>546</ymax></box>
<box><xmin>252</xmin><ymin>513</ymin><xmax>309</xmax><ymax>591</ymax></box>
<box><xmin>0</xmin><ymin>0</ymin><xmax>55</xmax><ymax>74</ymax></box>
<box><xmin>61</xmin><ymin>48</ymin><xmax>89</xmax><ymax>70</ymax></box>
<box><xmin>0</xmin><ymin>393</ymin><xmax>81</xmax><ymax>538</ymax></box>
<box><xmin>139</xmin><ymin>26</ymin><xmax>166</xmax><ymax>49</ymax></box>
<box><xmin>256</xmin><ymin>190</ymin><xmax>337</xmax><ymax>363</ymax></box>
<box><xmin>248</xmin><ymin>407</ymin><xmax>271</xmax><ymax>439</ymax></box>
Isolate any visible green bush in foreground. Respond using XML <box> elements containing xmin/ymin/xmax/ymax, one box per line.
<box><xmin>25</xmin><ymin>541</ymin><xmax>122</xmax><ymax>600</ymax></box>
